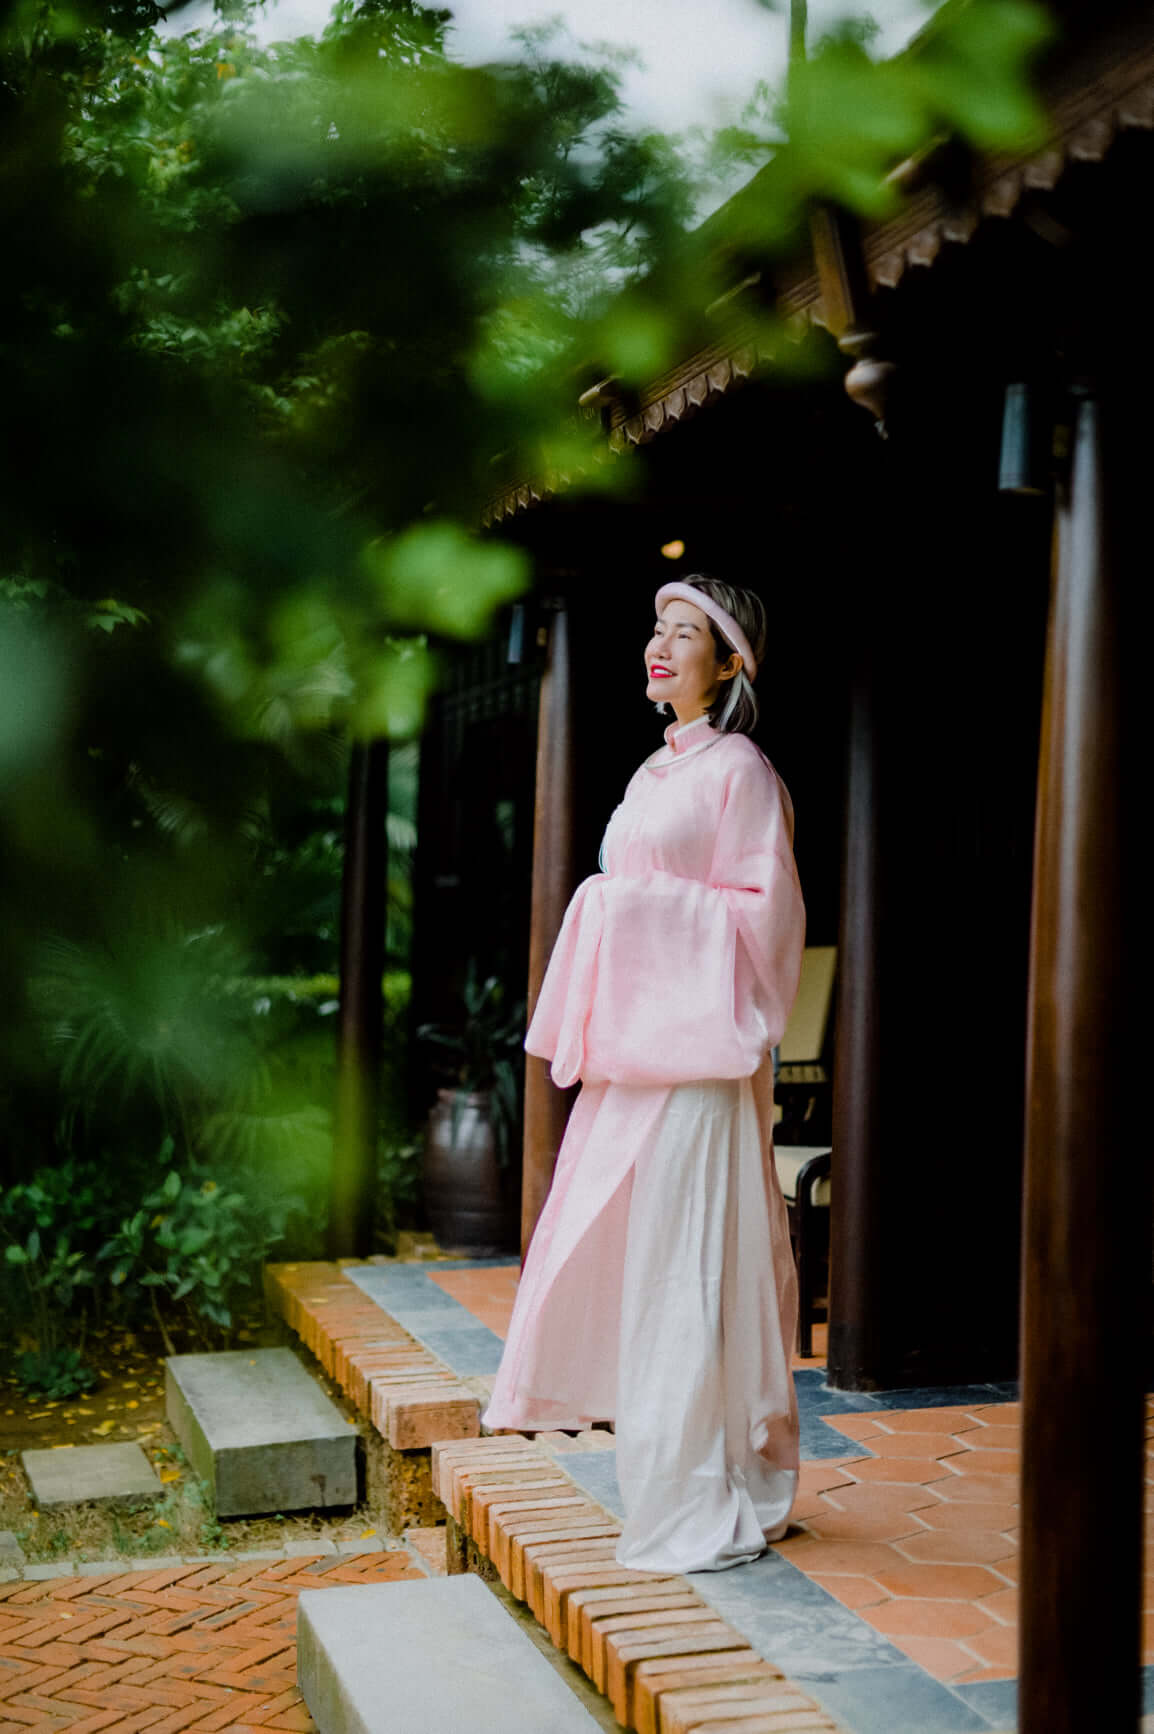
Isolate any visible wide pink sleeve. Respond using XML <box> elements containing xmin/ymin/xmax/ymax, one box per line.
<box><xmin>525</xmin><ymin>753</ymin><xmax>805</xmax><ymax>1088</ymax></box>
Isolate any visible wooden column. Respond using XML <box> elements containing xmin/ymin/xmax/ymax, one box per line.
<box><xmin>1018</xmin><ymin>391</ymin><xmax>1144</xmax><ymax>1731</ymax></box>
<box><xmin>826</xmin><ymin>651</ymin><xmax>885</xmax><ymax>1389</ymax></box>
<box><xmin>329</xmin><ymin>737</ymin><xmax>389</xmax><ymax>1258</ymax></box>
<box><xmin>521</xmin><ymin>600</ymin><xmax>576</xmax><ymax>1257</ymax></box>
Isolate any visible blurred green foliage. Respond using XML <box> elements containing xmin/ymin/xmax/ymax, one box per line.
<box><xmin>1</xmin><ymin>0</ymin><xmax>1050</xmax><ymax>1355</ymax></box>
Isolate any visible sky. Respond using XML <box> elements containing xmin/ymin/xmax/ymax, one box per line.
<box><xmin>161</xmin><ymin>0</ymin><xmax>932</xmax><ymax>134</ymax></box>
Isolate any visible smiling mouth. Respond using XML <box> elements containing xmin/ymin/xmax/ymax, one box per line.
<box><xmin>649</xmin><ymin>666</ymin><xmax>673</xmax><ymax>678</ymax></box>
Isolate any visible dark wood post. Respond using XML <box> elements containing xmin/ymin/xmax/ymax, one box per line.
<box><xmin>1018</xmin><ymin>391</ymin><xmax>1145</xmax><ymax>1731</ymax></box>
<box><xmin>826</xmin><ymin>651</ymin><xmax>885</xmax><ymax>1389</ymax></box>
<box><xmin>521</xmin><ymin>600</ymin><xmax>576</xmax><ymax>1257</ymax></box>
<box><xmin>329</xmin><ymin>737</ymin><xmax>389</xmax><ymax>1258</ymax></box>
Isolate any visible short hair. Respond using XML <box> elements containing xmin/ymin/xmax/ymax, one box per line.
<box><xmin>678</xmin><ymin>574</ymin><xmax>767</xmax><ymax>736</ymax></box>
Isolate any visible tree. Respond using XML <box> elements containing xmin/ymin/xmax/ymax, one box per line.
<box><xmin>0</xmin><ymin>0</ymin><xmax>1051</xmax><ymax>1230</ymax></box>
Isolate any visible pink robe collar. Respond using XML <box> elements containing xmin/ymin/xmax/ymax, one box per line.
<box><xmin>648</xmin><ymin>712</ymin><xmax>718</xmax><ymax>769</ymax></box>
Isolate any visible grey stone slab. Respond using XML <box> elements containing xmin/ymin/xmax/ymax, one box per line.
<box><xmin>0</xmin><ymin>1530</ymin><xmax>25</xmax><ymax>1569</ymax></box>
<box><xmin>285</xmin><ymin>1537</ymin><xmax>337</xmax><ymax>1557</ymax></box>
<box><xmin>953</xmin><ymin>1679</ymin><xmax>1017</xmax><ymax>1728</ymax></box>
<box><xmin>405</xmin><ymin>1326</ymin><xmax>505</xmax><ymax>1377</ymax></box>
<box><xmin>77</xmin><ymin>1560</ymin><xmax>138</xmax><ymax>1576</ymax></box>
<box><xmin>557</xmin><ymin>1450</ymin><xmax>623</xmax><ymax>1518</ymax></box>
<box><xmin>166</xmin><ymin>1348</ymin><xmax>356</xmax><ymax>1519</ymax></box>
<box><xmin>21</xmin><ymin>1443</ymin><xmax>162</xmax><ymax>1510</ymax></box>
<box><xmin>807</xmin><ymin>1666</ymin><xmax>993</xmax><ymax>1734</ymax></box>
<box><xmin>0</xmin><ymin>1568</ymin><xmax>21</xmax><ymax>1584</ymax></box>
<box><xmin>24</xmin><ymin>1562</ymin><xmax>75</xmax><ymax>1579</ymax></box>
<box><xmin>297</xmin><ymin>1573</ymin><xmax>603</xmax><ymax>1734</ymax></box>
<box><xmin>689</xmin><ymin>1548</ymin><xmax>911</xmax><ymax>1676</ymax></box>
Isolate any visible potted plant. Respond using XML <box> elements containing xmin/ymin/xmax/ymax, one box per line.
<box><xmin>416</xmin><ymin>966</ymin><xmax>525</xmax><ymax>1253</ymax></box>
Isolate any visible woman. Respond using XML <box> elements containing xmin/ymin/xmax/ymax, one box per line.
<box><xmin>483</xmin><ymin>575</ymin><xmax>805</xmax><ymax>1574</ymax></box>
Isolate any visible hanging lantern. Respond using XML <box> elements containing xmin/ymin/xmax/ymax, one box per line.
<box><xmin>998</xmin><ymin>382</ymin><xmax>1049</xmax><ymax>495</ymax></box>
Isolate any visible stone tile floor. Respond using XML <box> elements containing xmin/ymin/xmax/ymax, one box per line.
<box><xmin>353</xmin><ymin>1258</ymin><xmax>1154</xmax><ymax>1734</ymax></box>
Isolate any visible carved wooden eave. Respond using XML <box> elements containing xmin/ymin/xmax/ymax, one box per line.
<box><xmin>863</xmin><ymin>38</ymin><xmax>1154</xmax><ymax>289</ymax></box>
<box><xmin>480</xmin><ymin>32</ymin><xmax>1154</xmax><ymax>529</ymax></box>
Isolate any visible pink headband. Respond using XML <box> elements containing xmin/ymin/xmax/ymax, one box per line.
<box><xmin>654</xmin><ymin>583</ymin><xmax>758</xmax><ymax>681</ymax></box>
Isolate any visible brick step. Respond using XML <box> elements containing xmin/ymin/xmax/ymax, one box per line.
<box><xmin>432</xmin><ymin>1437</ymin><xmax>845</xmax><ymax>1734</ymax></box>
<box><xmin>265</xmin><ymin>1261</ymin><xmax>480</xmax><ymax>1451</ymax></box>
<box><xmin>268</xmin><ymin>1263</ymin><xmax>845</xmax><ymax>1732</ymax></box>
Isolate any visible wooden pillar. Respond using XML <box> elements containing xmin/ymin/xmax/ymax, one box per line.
<box><xmin>329</xmin><ymin>737</ymin><xmax>389</xmax><ymax>1258</ymax></box>
<box><xmin>521</xmin><ymin>600</ymin><xmax>576</xmax><ymax>1257</ymax></box>
<box><xmin>1018</xmin><ymin>391</ymin><xmax>1145</xmax><ymax>1731</ymax></box>
<box><xmin>826</xmin><ymin>651</ymin><xmax>885</xmax><ymax>1389</ymax></box>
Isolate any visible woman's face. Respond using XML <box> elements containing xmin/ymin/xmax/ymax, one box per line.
<box><xmin>644</xmin><ymin>599</ymin><xmax>738</xmax><ymax>724</ymax></box>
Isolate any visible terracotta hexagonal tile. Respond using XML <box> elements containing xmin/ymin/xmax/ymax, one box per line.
<box><xmin>965</xmin><ymin>1622</ymin><xmax>1018</xmax><ymax>1667</ymax></box>
<box><xmin>774</xmin><ymin>1536</ymin><xmax>904</xmax><ymax>1578</ymax></box>
<box><xmin>861</xmin><ymin>1599</ymin><xmax>996</xmax><ymax>1639</ymax></box>
<box><xmin>873</xmin><ymin>1407</ymin><xmax>984</xmax><ymax>1431</ymax></box>
<box><xmin>954</xmin><ymin>1663</ymin><xmax>1017</xmax><ymax>1684</ymax></box>
<box><xmin>960</xmin><ymin>1424</ymin><xmax>1019</xmax><ymax>1450</ymax></box>
<box><xmin>806</xmin><ymin>1509</ymin><xmax>927</xmax><ymax>1544</ymax></box>
<box><xmin>873</xmin><ymin>1562</ymin><xmax>1006</xmax><ymax>1601</ymax></box>
<box><xmin>809</xmin><ymin>1573</ymin><xmax>888</xmax><ymax>1610</ymax></box>
<box><xmin>798</xmin><ymin>1462</ymin><xmax>861</xmax><ymax>1494</ymax></box>
<box><xmin>859</xmin><ymin>1432</ymin><xmax>967</xmax><ymax>1461</ymax></box>
<box><xmin>918</xmin><ymin>1499</ymin><xmax>1017</xmax><ymax>1531</ymax></box>
<box><xmin>790</xmin><ymin>1493</ymin><xmax>833</xmax><ymax>1522</ymax></box>
<box><xmin>931</xmin><ymin>1470</ymin><xmax>1019</xmax><ymax>1503</ymax></box>
<box><xmin>886</xmin><ymin>1634</ymin><xmax>979</xmax><ymax>1681</ymax></box>
<box><xmin>978</xmin><ymin>1586</ymin><xmax>1019</xmax><ymax>1624</ymax></box>
<box><xmin>970</xmin><ymin>1403</ymin><xmax>1020</xmax><ymax>1423</ymax></box>
<box><xmin>822</xmin><ymin>1414</ymin><xmax>887</xmax><ymax>1443</ymax></box>
<box><xmin>896</xmin><ymin>1529</ymin><xmax>1017</xmax><ymax>1565</ymax></box>
<box><xmin>843</xmin><ymin>1457</ymin><xmax>953</xmax><ymax>1486</ymax></box>
<box><xmin>948</xmin><ymin>1448</ymin><xmax>1021</xmax><ymax>1476</ymax></box>
<box><xmin>822</xmin><ymin>1482</ymin><xmax>941</xmax><ymax>1516</ymax></box>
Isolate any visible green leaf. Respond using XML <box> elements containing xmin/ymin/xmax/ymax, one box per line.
<box><xmin>364</xmin><ymin>522</ymin><xmax>529</xmax><ymax>641</ymax></box>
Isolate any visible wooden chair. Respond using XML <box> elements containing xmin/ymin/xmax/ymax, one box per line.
<box><xmin>773</xmin><ymin>946</ymin><xmax>836</xmax><ymax>1357</ymax></box>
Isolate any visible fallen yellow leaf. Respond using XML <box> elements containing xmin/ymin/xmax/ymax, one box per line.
<box><xmin>160</xmin><ymin>1468</ymin><xmax>181</xmax><ymax>1483</ymax></box>
<box><xmin>155</xmin><ymin>1519</ymin><xmax>170</xmax><ymax>1528</ymax></box>
<box><xmin>126</xmin><ymin>1400</ymin><xmax>139</xmax><ymax>1409</ymax></box>
<box><xmin>360</xmin><ymin>1529</ymin><xmax>377</xmax><ymax>1539</ymax></box>
<box><xmin>92</xmin><ymin>1420</ymin><xmax>115</xmax><ymax>1437</ymax></box>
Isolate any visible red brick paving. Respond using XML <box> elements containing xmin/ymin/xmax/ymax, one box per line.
<box><xmin>0</xmin><ymin>1553</ymin><xmax>425</xmax><ymax>1732</ymax></box>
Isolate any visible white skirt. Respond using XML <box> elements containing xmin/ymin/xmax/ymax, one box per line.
<box><xmin>613</xmin><ymin>1077</ymin><xmax>798</xmax><ymax>1573</ymax></box>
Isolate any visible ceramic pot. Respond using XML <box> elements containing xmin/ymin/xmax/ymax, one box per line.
<box><xmin>422</xmin><ymin>1088</ymin><xmax>518</xmax><ymax>1254</ymax></box>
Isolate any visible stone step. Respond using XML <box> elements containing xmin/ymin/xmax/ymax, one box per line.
<box><xmin>297</xmin><ymin>1572</ymin><xmax>604</xmax><ymax>1734</ymax></box>
<box><xmin>166</xmin><ymin>1347</ymin><xmax>356</xmax><ymax>1518</ymax></box>
<box><xmin>21</xmin><ymin>1443</ymin><xmax>162</xmax><ymax>1510</ymax></box>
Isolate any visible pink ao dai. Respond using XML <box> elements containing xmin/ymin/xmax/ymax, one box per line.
<box><xmin>482</xmin><ymin>714</ymin><xmax>806</xmax><ymax>1573</ymax></box>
